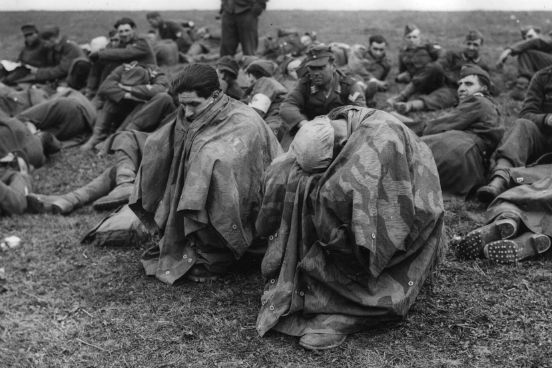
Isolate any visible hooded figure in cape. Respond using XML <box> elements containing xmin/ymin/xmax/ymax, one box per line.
<box><xmin>255</xmin><ymin>106</ymin><xmax>445</xmax><ymax>350</ymax></box>
<box><xmin>128</xmin><ymin>64</ymin><xmax>282</xmax><ymax>284</ymax></box>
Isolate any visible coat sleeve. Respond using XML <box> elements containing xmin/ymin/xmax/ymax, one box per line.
<box><xmin>98</xmin><ymin>38</ymin><xmax>151</xmax><ymax>62</ymax></box>
<box><xmin>34</xmin><ymin>43</ymin><xmax>81</xmax><ymax>81</ymax></box>
<box><xmin>423</xmin><ymin>96</ymin><xmax>483</xmax><ymax>135</ymax></box>
<box><xmin>280</xmin><ymin>81</ymin><xmax>309</xmax><ymax>132</ymax></box>
<box><xmin>98</xmin><ymin>66</ymin><xmax>125</xmax><ymax>102</ymax></box>
<box><xmin>130</xmin><ymin>69</ymin><xmax>170</xmax><ymax>100</ymax></box>
<box><xmin>509</xmin><ymin>37</ymin><xmax>552</xmax><ymax>55</ymax></box>
<box><xmin>519</xmin><ymin>72</ymin><xmax>550</xmax><ymax>130</ymax></box>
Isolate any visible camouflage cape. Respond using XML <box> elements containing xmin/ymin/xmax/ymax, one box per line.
<box><xmin>255</xmin><ymin>106</ymin><xmax>445</xmax><ymax>337</ymax></box>
<box><xmin>129</xmin><ymin>93</ymin><xmax>282</xmax><ymax>284</ymax></box>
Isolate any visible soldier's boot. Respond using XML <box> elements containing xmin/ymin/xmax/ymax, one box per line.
<box><xmin>80</xmin><ymin>124</ymin><xmax>108</xmax><ymax>152</ymax></box>
<box><xmin>299</xmin><ymin>333</ymin><xmax>347</xmax><ymax>351</ymax></box>
<box><xmin>453</xmin><ymin>217</ymin><xmax>520</xmax><ymax>260</ymax></box>
<box><xmin>386</xmin><ymin>82</ymin><xmax>416</xmax><ymax>107</ymax></box>
<box><xmin>483</xmin><ymin>232</ymin><xmax>551</xmax><ymax>263</ymax></box>
<box><xmin>36</xmin><ymin>131</ymin><xmax>61</xmax><ymax>155</ymax></box>
<box><xmin>93</xmin><ymin>156</ymin><xmax>136</xmax><ymax>211</ymax></box>
<box><xmin>27</xmin><ymin>169</ymin><xmax>114</xmax><ymax>214</ymax></box>
<box><xmin>476</xmin><ymin>176</ymin><xmax>508</xmax><ymax>203</ymax></box>
<box><xmin>394</xmin><ymin>99</ymin><xmax>425</xmax><ymax>115</ymax></box>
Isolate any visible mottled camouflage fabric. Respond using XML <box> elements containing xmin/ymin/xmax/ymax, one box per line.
<box><xmin>129</xmin><ymin>93</ymin><xmax>282</xmax><ymax>284</ymax></box>
<box><xmin>256</xmin><ymin>106</ymin><xmax>445</xmax><ymax>337</ymax></box>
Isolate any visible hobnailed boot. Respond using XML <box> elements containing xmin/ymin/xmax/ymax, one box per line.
<box><xmin>80</xmin><ymin>134</ymin><xmax>104</xmax><ymax>152</ymax></box>
<box><xmin>453</xmin><ymin>217</ymin><xmax>520</xmax><ymax>260</ymax></box>
<box><xmin>483</xmin><ymin>232</ymin><xmax>551</xmax><ymax>263</ymax></box>
<box><xmin>476</xmin><ymin>176</ymin><xmax>508</xmax><ymax>203</ymax></box>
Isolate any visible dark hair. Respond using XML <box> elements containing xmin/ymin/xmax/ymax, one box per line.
<box><xmin>146</xmin><ymin>11</ymin><xmax>161</xmax><ymax>19</ymax></box>
<box><xmin>171</xmin><ymin>64</ymin><xmax>220</xmax><ymax>98</ymax></box>
<box><xmin>369</xmin><ymin>34</ymin><xmax>387</xmax><ymax>45</ymax></box>
<box><xmin>114</xmin><ymin>17</ymin><xmax>136</xmax><ymax>29</ymax></box>
<box><xmin>246</xmin><ymin>64</ymin><xmax>271</xmax><ymax>79</ymax></box>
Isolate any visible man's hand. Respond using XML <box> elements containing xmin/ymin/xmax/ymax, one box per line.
<box><xmin>118</xmin><ymin>83</ymin><xmax>133</xmax><ymax>93</ymax></box>
<box><xmin>371</xmin><ymin>78</ymin><xmax>388</xmax><ymax>91</ymax></box>
<box><xmin>496</xmin><ymin>49</ymin><xmax>512</xmax><ymax>69</ymax></box>
<box><xmin>546</xmin><ymin>114</ymin><xmax>552</xmax><ymax>127</ymax></box>
<box><xmin>25</xmin><ymin>64</ymin><xmax>38</xmax><ymax>74</ymax></box>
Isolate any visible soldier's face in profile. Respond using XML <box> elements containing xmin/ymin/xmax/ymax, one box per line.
<box><xmin>463</xmin><ymin>39</ymin><xmax>482</xmax><ymax>59</ymax></box>
<box><xmin>457</xmin><ymin>75</ymin><xmax>486</xmax><ymax>100</ymax></box>
<box><xmin>405</xmin><ymin>29</ymin><xmax>421</xmax><ymax>47</ymax></box>
<box><xmin>117</xmin><ymin>24</ymin><xmax>135</xmax><ymax>44</ymax></box>
<box><xmin>308</xmin><ymin>62</ymin><xmax>333</xmax><ymax>87</ymax></box>
<box><xmin>369</xmin><ymin>41</ymin><xmax>386</xmax><ymax>59</ymax></box>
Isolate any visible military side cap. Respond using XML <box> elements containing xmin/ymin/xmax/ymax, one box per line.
<box><xmin>404</xmin><ymin>24</ymin><xmax>419</xmax><ymax>36</ymax></box>
<box><xmin>216</xmin><ymin>55</ymin><xmax>240</xmax><ymax>78</ymax></box>
<box><xmin>460</xmin><ymin>64</ymin><xmax>490</xmax><ymax>85</ymax></box>
<box><xmin>21</xmin><ymin>24</ymin><xmax>38</xmax><ymax>35</ymax></box>
<box><xmin>465</xmin><ymin>29</ymin><xmax>484</xmax><ymax>43</ymax></box>
<box><xmin>40</xmin><ymin>25</ymin><xmax>60</xmax><ymax>40</ymax></box>
<box><xmin>521</xmin><ymin>25</ymin><xmax>541</xmax><ymax>38</ymax></box>
<box><xmin>246</xmin><ymin>59</ymin><xmax>277</xmax><ymax>77</ymax></box>
<box><xmin>305</xmin><ymin>44</ymin><xmax>334</xmax><ymax>67</ymax></box>
<box><xmin>146</xmin><ymin>11</ymin><xmax>161</xmax><ymax>19</ymax></box>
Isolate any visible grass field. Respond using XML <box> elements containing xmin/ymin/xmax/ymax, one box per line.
<box><xmin>1</xmin><ymin>10</ymin><xmax>552</xmax><ymax>368</ymax></box>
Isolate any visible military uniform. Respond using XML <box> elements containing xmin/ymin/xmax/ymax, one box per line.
<box><xmin>245</xmin><ymin>76</ymin><xmax>288</xmax><ymax>140</ymax></box>
<box><xmin>157</xmin><ymin>20</ymin><xmax>193</xmax><ymax>53</ymax></box>
<box><xmin>280</xmin><ymin>70</ymin><xmax>366</xmax><ymax>134</ymax></box>
<box><xmin>490</xmin><ymin>65</ymin><xmax>552</xmax><ymax>181</ymax></box>
<box><xmin>421</xmin><ymin>93</ymin><xmax>503</xmax><ymax>196</ymax></box>
<box><xmin>86</xmin><ymin>34</ymin><xmax>156</xmax><ymax>93</ymax></box>
<box><xmin>18</xmin><ymin>88</ymin><xmax>96</xmax><ymax>142</ymax></box>
<box><xmin>397</xmin><ymin>42</ymin><xmax>457</xmax><ymax>110</ymax></box>
<box><xmin>220</xmin><ymin>0</ymin><xmax>267</xmax><ymax>56</ymax></box>
<box><xmin>87</xmin><ymin>63</ymin><xmax>169</xmax><ymax>145</ymax></box>
<box><xmin>345</xmin><ymin>44</ymin><xmax>391</xmax><ymax>102</ymax></box>
<box><xmin>439</xmin><ymin>50</ymin><xmax>490</xmax><ymax>87</ymax></box>
<box><xmin>508</xmin><ymin>36</ymin><xmax>552</xmax><ymax>79</ymax></box>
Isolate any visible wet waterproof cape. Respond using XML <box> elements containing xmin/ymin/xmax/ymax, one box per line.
<box><xmin>256</xmin><ymin>106</ymin><xmax>445</xmax><ymax>336</ymax></box>
<box><xmin>129</xmin><ymin>93</ymin><xmax>282</xmax><ymax>284</ymax></box>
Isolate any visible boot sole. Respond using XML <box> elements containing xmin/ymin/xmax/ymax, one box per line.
<box><xmin>299</xmin><ymin>334</ymin><xmax>347</xmax><ymax>350</ymax></box>
<box><xmin>485</xmin><ymin>235</ymin><xmax>551</xmax><ymax>264</ymax></box>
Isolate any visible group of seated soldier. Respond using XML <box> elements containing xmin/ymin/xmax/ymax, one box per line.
<box><xmin>3</xmin><ymin>14</ymin><xmax>552</xmax><ymax>352</ymax></box>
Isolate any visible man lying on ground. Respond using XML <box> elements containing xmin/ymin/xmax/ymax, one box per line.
<box><xmin>393</xmin><ymin>64</ymin><xmax>503</xmax><ymax>197</ymax></box>
<box><xmin>255</xmin><ymin>106</ymin><xmax>444</xmax><ymax>350</ymax></box>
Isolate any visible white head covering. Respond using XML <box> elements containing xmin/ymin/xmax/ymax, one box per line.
<box><xmin>290</xmin><ymin>116</ymin><xmax>335</xmax><ymax>173</ymax></box>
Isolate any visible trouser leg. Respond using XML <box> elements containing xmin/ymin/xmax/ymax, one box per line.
<box><xmin>0</xmin><ymin>171</ymin><xmax>31</xmax><ymax>215</ymax></box>
<box><xmin>64</xmin><ymin>167</ymin><xmax>116</xmax><ymax>207</ymax></box>
<box><xmin>492</xmin><ymin>118</ymin><xmax>550</xmax><ymax>178</ymax></box>
<box><xmin>236</xmin><ymin>11</ymin><xmax>259</xmax><ymax>55</ymax></box>
<box><xmin>124</xmin><ymin>93</ymin><xmax>176</xmax><ymax>132</ymax></box>
<box><xmin>220</xmin><ymin>12</ymin><xmax>240</xmax><ymax>56</ymax></box>
<box><xmin>411</xmin><ymin>62</ymin><xmax>446</xmax><ymax>95</ymax></box>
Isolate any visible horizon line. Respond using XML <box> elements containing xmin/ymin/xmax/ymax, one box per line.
<box><xmin>2</xmin><ymin>8</ymin><xmax>552</xmax><ymax>12</ymax></box>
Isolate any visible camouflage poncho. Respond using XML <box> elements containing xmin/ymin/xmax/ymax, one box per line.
<box><xmin>256</xmin><ymin>106</ymin><xmax>445</xmax><ymax>337</ymax></box>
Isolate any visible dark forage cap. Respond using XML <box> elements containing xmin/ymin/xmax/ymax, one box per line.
<box><xmin>21</xmin><ymin>24</ymin><xmax>38</xmax><ymax>35</ymax></box>
<box><xmin>465</xmin><ymin>29</ymin><xmax>484</xmax><ymax>43</ymax></box>
<box><xmin>404</xmin><ymin>24</ymin><xmax>419</xmax><ymax>35</ymax></box>
<box><xmin>304</xmin><ymin>44</ymin><xmax>334</xmax><ymax>67</ymax></box>
<box><xmin>460</xmin><ymin>64</ymin><xmax>490</xmax><ymax>86</ymax></box>
<box><xmin>216</xmin><ymin>56</ymin><xmax>240</xmax><ymax>78</ymax></box>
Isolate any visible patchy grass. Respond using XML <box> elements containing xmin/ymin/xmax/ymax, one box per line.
<box><xmin>1</xmin><ymin>10</ymin><xmax>552</xmax><ymax>368</ymax></box>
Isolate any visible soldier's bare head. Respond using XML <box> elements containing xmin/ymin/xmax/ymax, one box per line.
<box><xmin>114</xmin><ymin>17</ymin><xmax>136</xmax><ymax>44</ymax></box>
<box><xmin>172</xmin><ymin>64</ymin><xmax>221</xmax><ymax>120</ymax></box>
<box><xmin>369</xmin><ymin>35</ymin><xmax>387</xmax><ymax>59</ymax></box>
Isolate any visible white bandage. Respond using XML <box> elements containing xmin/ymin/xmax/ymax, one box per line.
<box><xmin>249</xmin><ymin>93</ymin><xmax>271</xmax><ymax>114</ymax></box>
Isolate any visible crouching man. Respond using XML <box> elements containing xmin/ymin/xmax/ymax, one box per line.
<box><xmin>129</xmin><ymin>64</ymin><xmax>281</xmax><ymax>284</ymax></box>
<box><xmin>255</xmin><ymin>106</ymin><xmax>445</xmax><ymax>350</ymax></box>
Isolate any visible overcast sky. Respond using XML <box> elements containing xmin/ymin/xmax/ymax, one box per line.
<box><xmin>3</xmin><ymin>0</ymin><xmax>552</xmax><ymax>11</ymax></box>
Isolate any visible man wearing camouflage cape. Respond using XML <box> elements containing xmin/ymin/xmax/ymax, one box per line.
<box><xmin>129</xmin><ymin>64</ymin><xmax>281</xmax><ymax>284</ymax></box>
<box><xmin>255</xmin><ymin>106</ymin><xmax>445</xmax><ymax>350</ymax></box>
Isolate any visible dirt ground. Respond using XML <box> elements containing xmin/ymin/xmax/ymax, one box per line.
<box><xmin>1</xmin><ymin>10</ymin><xmax>552</xmax><ymax>368</ymax></box>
